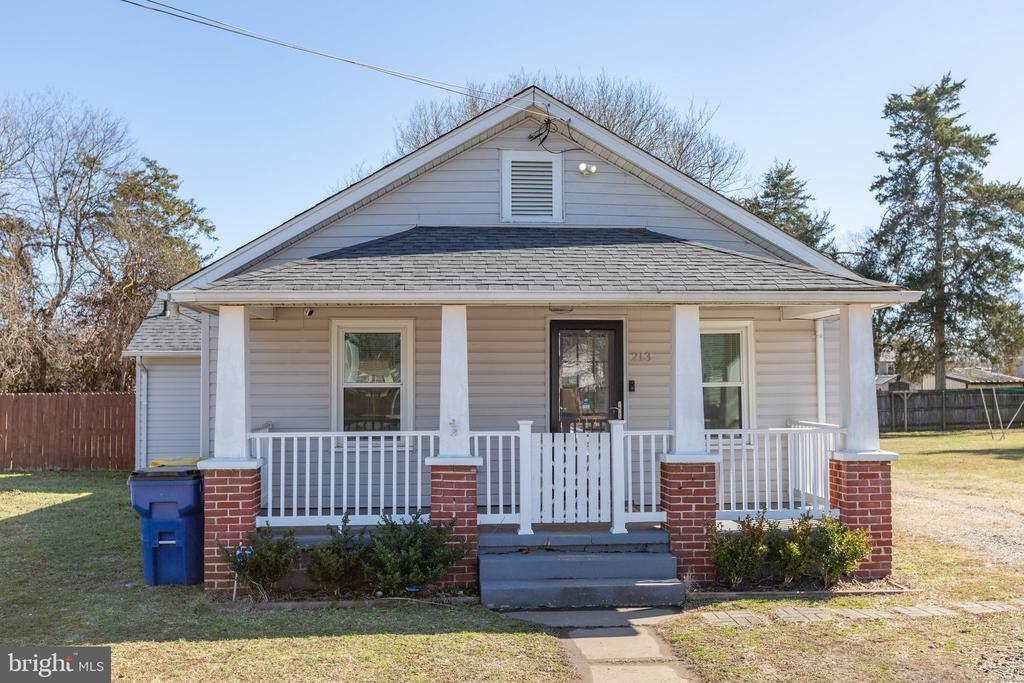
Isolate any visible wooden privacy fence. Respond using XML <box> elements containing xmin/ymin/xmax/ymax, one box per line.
<box><xmin>0</xmin><ymin>393</ymin><xmax>135</xmax><ymax>471</ymax></box>
<box><xmin>878</xmin><ymin>388</ymin><xmax>1024</xmax><ymax>432</ymax></box>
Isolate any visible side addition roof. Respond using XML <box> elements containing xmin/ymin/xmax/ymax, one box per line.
<box><xmin>124</xmin><ymin>301</ymin><xmax>201</xmax><ymax>356</ymax></box>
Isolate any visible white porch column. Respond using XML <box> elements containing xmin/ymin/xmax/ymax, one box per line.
<box><xmin>204</xmin><ymin>305</ymin><xmax>256</xmax><ymax>467</ymax></box>
<box><xmin>665</xmin><ymin>304</ymin><xmax>716</xmax><ymax>463</ymax></box>
<box><xmin>835</xmin><ymin>304</ymin><xmax>896</xmax><ymax>461</ymax></box>
<box><xmin>438</xmin><ymin>304</ymin><xmax>473</xmax><ymax>459</ymax></box>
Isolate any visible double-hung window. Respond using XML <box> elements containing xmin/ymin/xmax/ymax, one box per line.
<box><xmin>331</xmin><ymin>320</ymin><xmax>413</xmax><ymax>431</ymax></box>
<box><xmin>700</xmin><ymin>322</ymin><xmax>754</xmax><ymax>430</ymax></box>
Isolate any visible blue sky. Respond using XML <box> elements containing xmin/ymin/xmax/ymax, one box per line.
<box><xmin>4</xmin><ymin>1</ymin><xmax>1023</xmax><ymax>258</ymax></box>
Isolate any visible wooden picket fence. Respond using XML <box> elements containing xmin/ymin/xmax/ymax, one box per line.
<box><xmin>878</xmin><ymin>388</ymin><xmax>1024</xmax><ymax>432</ymax></box>
<box><xmin>0</xmin><ymin>393</ymin><xmax>135</xmax><ymax>471</ymax></box>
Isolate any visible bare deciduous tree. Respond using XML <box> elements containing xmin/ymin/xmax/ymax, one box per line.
<box><xmin>392</xmin><ymin>71</ymin><xmax>746</xmax><ymax>192</ymax></box>
<box><xmin>0</xmin><ymin>94</ymin><xmax>214</xmax><ymax>392</ymax></box>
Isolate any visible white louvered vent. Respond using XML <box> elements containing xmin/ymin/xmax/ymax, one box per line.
<box><xmin>501</xmin><ymin>150</ymin><xmax>563</xmax><ymax>222</ymax></box>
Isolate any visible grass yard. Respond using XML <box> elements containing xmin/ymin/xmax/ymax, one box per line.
<box><xmin>0</xmin><ymin>472</ymin><xmax>573</xmax><ymax>682</ymax></box>
<box><xmin>663</xmin><ymin>430</ymin><xmax>1024</xmax><ymax>683</ymax></box>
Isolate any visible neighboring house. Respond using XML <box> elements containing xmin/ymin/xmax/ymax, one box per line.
<box><xmin>127</xmin><ymin>87</ymin><xmax>919</xmax><ymax>605</ymax></box>
<box><xmin>920</xmin><ymin>367</ymin><xmax>1024</xmax><ymax>390</ymax></box>
<box><xmin>875</xmin><ymin>352</ymin><xmax>900</xmax><ymax>392</ymax></box>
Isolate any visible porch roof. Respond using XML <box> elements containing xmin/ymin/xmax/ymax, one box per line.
<box><xmin>190</xmin><ymin>226</ymin><xmax>902</xmax><ymax>298</ymax></box>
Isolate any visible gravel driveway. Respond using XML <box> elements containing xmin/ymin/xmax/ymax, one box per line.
<box><xmin>893</xmin><ymin>479</ymin><xmax>1024</xmax><ymax>564</ymax></box>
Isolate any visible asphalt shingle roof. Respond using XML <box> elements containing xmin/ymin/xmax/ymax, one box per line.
<box><xmin>124</xmin><ymin>301</ymin><xmax>201</xmax><ymax>355</ymax></box>
<box><xmin>198</xmin><ymin>226</ymin><xmax>896</xmax><ymax>293</ymax></box>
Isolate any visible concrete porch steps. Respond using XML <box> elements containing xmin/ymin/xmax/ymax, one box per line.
<box><xmin>479</xmin><ymin>526</ymin><xmax>683</xmax><ymax>608</ymax></box>
<box><xmin>480</xmin><ymin>551</ymin><xmax>678</xmax><ymax>581</ymax></box>
<box><xmin>482</xmin><ymin>577</ymin><xmax>685</xmax><ymax>609</ymax></box>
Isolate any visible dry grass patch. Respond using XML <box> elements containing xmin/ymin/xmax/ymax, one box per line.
<box><xmin>662</xmin><ymin>431</ymin><xmax>1024</xmax><ymax>682</ymax></box>
<box><xmin>0</xmin><ymin>472</ymin><xmax>574</xmax><ymax>682</ymax></box>
<box><xmin>666</xmin><ymin>609</ymin><xmax>1023</xmax><ymax>683</ymax></box>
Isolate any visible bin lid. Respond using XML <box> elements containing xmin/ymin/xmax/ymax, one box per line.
<box><xmin>130</xmin><ymin>466</ymin><xmax>202</xmax><ymax>480</ymax></box>
<box><xmin>150</xmin><ymin>457</ymin><xmax>201</xmax><ymax>467</ymax></box>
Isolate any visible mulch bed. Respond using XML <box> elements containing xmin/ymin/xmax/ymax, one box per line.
<box><xmin>210</xmin><ymin>595</ymin><xmax>481</xmax><ymax>611</ymax></box>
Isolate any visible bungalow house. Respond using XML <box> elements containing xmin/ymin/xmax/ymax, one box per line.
<box><xmin>126</xmin><ymin>87</ymin><xmax>919</xmax><ymax>607</ymax></box>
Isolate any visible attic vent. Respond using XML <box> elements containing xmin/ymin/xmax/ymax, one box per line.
<box><xmin>501</xmin><ymin>150</ymin><xmax>563</xmax><ymax>222</ymax></box>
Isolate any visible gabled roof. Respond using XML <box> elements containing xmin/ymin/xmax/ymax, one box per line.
<box><xmin>124</xmin><ymin>301</ymin><xmax>201</xmax><ymax>356</ymax></box>
<box><xmin>173</xmin><ymin>86</ymin><xmax>869</xmax><ymax>291</ymax></box>
<box><xmin>184</xmin><ymin>226</ymin><xmax>900</xmax><ymax>302</ymax></box>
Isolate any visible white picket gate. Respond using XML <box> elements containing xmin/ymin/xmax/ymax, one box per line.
<box><xmin>532</xmin><ymin>432</ymin><xmax>612</xmax><ymax>524</ymax></box>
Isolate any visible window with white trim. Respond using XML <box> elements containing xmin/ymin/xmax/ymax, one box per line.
<box><xmin>700</xmin><ymin>323</ymin><xmax>754</xmax><ymax>430</ymax></box>
<box><xmin>501</xmin><ymin>150</ymin><xmax>563</xmax><ymax>222</ymax></box>
<box><xmin>331</xmin><ymin>321</ymin><xmax>414</xmax><ymax>431</ymax></box>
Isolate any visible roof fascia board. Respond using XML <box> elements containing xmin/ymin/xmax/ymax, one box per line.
<box><xmin>121</xmin><ymin>350</ymin><xmax>200</xmax><ymax>358</ymax></box>
<box><xmin>170</xmin><ymin>288</ymin><xmax>921</xmax><ymax>306</ymax></box>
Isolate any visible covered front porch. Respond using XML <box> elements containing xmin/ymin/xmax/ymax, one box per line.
<box><xmin>198</xmin><ymin>299</ymin><xmax>881</xmax><ymax>535</ymax></box>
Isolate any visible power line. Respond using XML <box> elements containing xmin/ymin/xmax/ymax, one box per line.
<box><xmin>117</xmin><ymin>0</ymin><xmax>537</xmax><ymax>115</ymax></box>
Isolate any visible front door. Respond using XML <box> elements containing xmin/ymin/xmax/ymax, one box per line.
<box><xmin>549</xmin><ymin>320</ymin><xmax>624</xmax><ymax>433</ymax></box>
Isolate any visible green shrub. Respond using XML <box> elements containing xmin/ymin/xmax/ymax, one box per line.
<box><xmin>221</xmin><ymin>526</ymin><xmax>298</xmax><ymax>600</ymax></box>
<box><xmin>767</xmin><ymin>512</ymin><xmax>815</xmax><ymax>586</ymax></box>
<box><xmin>363</xmin><ymin>514</ymin><xmax>468</xmax><ymax>595</ymax></box>
<box><xmin>306</xmin><ymin>515</ymin><xmax>368</xmax><ymax>597</ymax></box>
<box><xmin>812</xmin><ymin>515</ymin><xmax>872</xmax><ymax>586</ymax></box>
<box><xmin>706</xmin><ymin>512</ymin><xmax>769</xmax><ymax>589</ymax></box>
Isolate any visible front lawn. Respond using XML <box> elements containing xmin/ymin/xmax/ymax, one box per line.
<box><xmin>0</xmin><ymin>472</ymin><xmax>572</xmax><ymax>682</ymax></box>
<box><xmin>662</xmin><ymin>430</ymin><xmax>1024</xmax><ymax>683</ymax></box>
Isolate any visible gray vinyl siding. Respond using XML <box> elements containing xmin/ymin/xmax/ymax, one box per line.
<box><xmin>207</xmin><ymin>304</ymin><xmax>821</xmax><ymax>441</ymax></box>
<box><xmin>823</xmin><ymin>317</ymin><xmax>842</xmax><ymax>425</ymax></box>
<box><xmin>263</xmin><ymin>121</ymin><xmax>776</xmax><ymax>268</ymax></box>
<box><xmin>143</xmin><ymin>357</ymin><xmax>201</xmax><ymax>464</ymax></box>
<box><xmin>206</xmin><ymin>305</ymin><xmax>822</xmax><ymax>510</ymax></box>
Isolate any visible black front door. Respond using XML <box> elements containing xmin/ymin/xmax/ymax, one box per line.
<box><xmin>550</xmin><ymin>320</ymin><xmax>624</xmax><ymax>433</ymax></box>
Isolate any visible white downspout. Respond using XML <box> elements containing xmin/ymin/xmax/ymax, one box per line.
<box><xmin>199</xmin><ymin>312</ymin><xmax>210</xmax><ymax>458</ymax></box>
<box><xmin>136</xmin><ymin>355</ymin><xmax>149</xmax><ymax>469</ymax></box>
<box><xmin>815</xmin><ymin>319</ymin><xmax>827</xmax><ymax>423</ymax></box>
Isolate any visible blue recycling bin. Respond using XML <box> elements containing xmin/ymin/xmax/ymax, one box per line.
<box><xmin>127</xmin><ymin>467</ymin><xmax>204</xmax><ymax>585</ymax></box>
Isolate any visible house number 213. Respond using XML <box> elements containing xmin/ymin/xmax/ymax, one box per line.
<box><xmin>630</xmin><ymin>352</ymin><xmax>651</xmax><ymax>362</ymax></box>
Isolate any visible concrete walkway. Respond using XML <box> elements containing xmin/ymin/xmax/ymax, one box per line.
<box><xmin>505</xmin><ymin>608</ymin><xmax>699</xmax><ymax>682</ymax></box>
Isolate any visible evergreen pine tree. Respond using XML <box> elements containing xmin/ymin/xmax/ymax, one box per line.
<box><xmin>742</xmin><ymin>161</ymin><xmax>837</xmax><ymax>255</ymax></box>
<box><xmin>865</xmin><ymin>74</ymin><xmax>1024</xmax><ymax>387</ymax></box>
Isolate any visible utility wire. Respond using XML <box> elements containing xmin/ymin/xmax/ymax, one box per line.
<box><xmin>141</xmin><ymin>0</ymin><xmax>506</xmax><ymax>100</ymax></box>
<box><xmin>118</xmin><ymin>0</ymin><xmax>538</xmax><ymax>115</ymax></box>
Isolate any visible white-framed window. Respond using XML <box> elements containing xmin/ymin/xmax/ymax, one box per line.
<box><xmin>330</xmin><ymin>320</ymin><xmax>414</xmax><ymax>431</ymax></box>
<box><xmin>500</xmin><ymin>149</ymin><xmax>563</xmax><ymax>222</ymax></box>
<box><xmin>700</xmin><ymin>321</ymin><xmax>756</xmax><ymax>430</ymax></box>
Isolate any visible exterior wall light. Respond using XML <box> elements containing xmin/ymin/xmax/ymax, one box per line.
<box><xmin>577</xmin><ymin>162</ymin><xmax>597</xmax><ymax>176</ymax></box>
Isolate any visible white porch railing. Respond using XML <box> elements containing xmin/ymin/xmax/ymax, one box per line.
<box><xmin>708</xmin><ymin>426</ymin><xmax>844</xmax><ymax>520</ymax></box>
<box><xmin>250</xmin><ymin>423</ymin><xmax>842</xmax><ymax>530</ymax></box>
<box><xmin>471</xmin><ymin>429</ymin><xmax>524</xmax><ymax>526</ymax></box>
<box><xmin>621</xmin><ymin>430</ymin><xmax>672</xmax><ymax>524</ymax></box>
<box><xmin>251</xmin><ymin>431</ymin><xmax>439</xmax><ymax>526</ymax></box>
